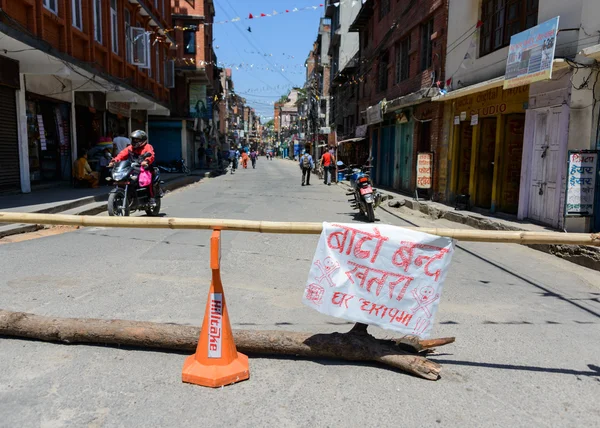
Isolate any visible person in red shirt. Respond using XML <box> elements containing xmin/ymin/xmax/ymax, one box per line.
<box><xmin>109</xmin><ymin>130</ymin><xmax>157</xmax><ymax>204</ymax></box>
<box><xmin>320</xmin><ymin>148</ymin><xmax>335</xmax><ymax>185</ymax></box>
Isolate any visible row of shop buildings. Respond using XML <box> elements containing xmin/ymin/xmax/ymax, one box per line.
<box><xmin>0</xmin><ymin>0</ymin><xmax>256</xmax><ymax>194</ymax></box>
<box><xmin>303</xmin><ymin>0</ymin><xmax>600</xmax><ymax>233</ymax></box>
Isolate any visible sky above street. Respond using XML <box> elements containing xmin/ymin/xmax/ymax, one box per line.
<box><xmin>213</xmin><ymin>0</ymin><xmax>325</xmax><ymax>121</ymax></box>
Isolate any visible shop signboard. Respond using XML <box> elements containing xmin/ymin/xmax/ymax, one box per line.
<box><xmin>565</xmin><ymin>150</ymin><xmax>598</xmax><ymax>217</ymax></box>
<box><xmin>107</xmin><ymin>102</ymin><xmax>131</xmax><ymax>117</ymax></box>
<box><xmin>504</xmin><ymin>17</ymin><xmax>560</xmax><ymax>89</ymax></box>
<box><xmin>366</xmin><ymin>102</ymin><xmax>383</xmax><ymax>125</ymax></box>
<box><xmin>416</xmin><ymin>152</ymin><xmax>433</xmax><ymax>189</ymax></box>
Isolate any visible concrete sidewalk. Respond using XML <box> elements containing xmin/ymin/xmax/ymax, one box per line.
<box><xmin>340</xmin><ymin>181</ymin><xmax>600</xmax><ymax>271</ymax></box>
<box><xmin>0</xmin><ymin>169</ymin><xmax>218</xmax><ymax>238</ymax></box>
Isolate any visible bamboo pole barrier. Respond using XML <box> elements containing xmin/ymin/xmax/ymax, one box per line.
<box><xmin>1</xmin><ymin>211</ymin><xmax>599</xmax><ymax>246</ymax></box>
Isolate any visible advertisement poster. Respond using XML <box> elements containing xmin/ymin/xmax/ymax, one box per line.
<box><xmin>189</xmin><ymin>84</ymin><xmax>207</xmax><ymax>118</ymax></box>
<box><xmin>565</xmin><ymin>151</ymin><xmax>598</xmax><ymax>217</ymax></box>
<box><xmin>416</xmin><ymin>152</ymin><xmax>433</xmax><ymax>189</ymax></box>
<box><xmin>504</xmin><ymin>17</ymin><xmax>559</xmax><ymax>89</ymax></box>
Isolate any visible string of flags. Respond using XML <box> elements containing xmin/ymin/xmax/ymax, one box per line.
<box><xmin>174</xmin><ymin>58</ymin><xmax>309</xmax><ymax>74</ymax></box>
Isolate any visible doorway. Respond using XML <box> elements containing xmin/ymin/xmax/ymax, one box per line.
<box><xmin>456</xmin><ymin>123</ymin><xmax>473</xmax><ymax>195</ymax></box>
<box><xmin>475</xmin><ymin>118</ymin><xmax>497</xmax><ymax>209</ymax></box>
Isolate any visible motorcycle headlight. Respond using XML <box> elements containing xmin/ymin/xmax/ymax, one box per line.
<box><xmin>112</xmin><ymin>171</ymin><xmax>128</xmax><ymax>181</ymax></box>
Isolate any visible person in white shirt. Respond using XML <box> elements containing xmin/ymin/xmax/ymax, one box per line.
<box><xmin>112</xmin><ymin>128</ymin><xmax>130</xmax><ymax>154</ymax></box>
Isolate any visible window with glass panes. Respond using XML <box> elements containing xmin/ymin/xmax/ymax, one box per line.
<box><xmin>480</xmin><ymin>0</ymin><xmax>539</xmax><ymax>57</ymax></box>
<box><xmin>72</xmin><ymin>0</ymin><xmax>83</xmax><ymax>30</ymax></box>
<box><xmin>420</xmin><ymin>20</ymin><xmax>434</xmax><ymax>71</ymax></box>
<box><xmin>111</xmin><ymin>0</ymin><xmax>118</xmax><ymax>54</ymax></box>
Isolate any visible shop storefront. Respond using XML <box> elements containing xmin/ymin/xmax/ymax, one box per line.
<box><xmin>75</xmin><ymin>92</ymin><xmax>105</xmax><ymax>156</ymax></box>
<box><xmin>131</xmin><ymin>110</ymin><xmax>148</xmax><ymax>134</ymax></box>
<box><xmin>0</xmin><ymin>55</ymin><xmax>21</xmax><ymax>192</ymax></box>
<box><xmin>106</xmin><ymin>102</ymin><xmax>131</xmax><ymax>139</ymax></box>
<box><xmin>26</xmin><ymin>93</ymin><xmax>72</xmax><ymax>183</ymax></box>
<box><xmin>448</xmin><ymin>85</ymin><xmax>529</xmax><ymax>214</ymax></box>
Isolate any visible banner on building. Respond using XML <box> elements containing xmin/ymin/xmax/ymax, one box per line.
<box><xmin>504</xmin><ymin>16</ymin><xmax>560</xmax><ymax>89</ymax></box>
<box><xmin>320</xmin><ymin>126</ymin><xmax>331</xmax><ymax>134</ymax></box>
<box><xmin>303</xmin><ymin>223</ymin><xmax>455</xmax><ymax>338</ymax></box>
<box><xmin>107</xmin><ymin>102</ymin><xmax>131</xmax><ymax>117</ymax></box>
<box><xmin>416</xmin><ymin>152</ymin><xmax>433</xmax><ymax>189</ymax></box>
<box><xmin>190</xmin><ymin>84</ymin><xmax>209</xmax><ymax>118</ymax></box>
<box><xmin>366</xmin><ymin>102</ymin><xmax>383</xmax><ymax>125</ymax></box>
<box><xmin>565</xmin><ymin>150</ymin><xmax>598</xmax><ymax>217</ymax></box>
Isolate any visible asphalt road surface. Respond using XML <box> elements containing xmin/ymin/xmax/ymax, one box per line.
<box><xmin>0</xmin><ymin>158</ymin><xmax>599</xmax><ymax>427</ymax></box>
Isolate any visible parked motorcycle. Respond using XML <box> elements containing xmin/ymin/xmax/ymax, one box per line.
<box><xmin>156</xmin><ymin>159</ymin><xmax>190</xmax><ymax>175</ymax></box>
<box><xmin>338</xmin><ymin>160</ymin><xmax>383</xmax><ymax>223</ymax></box>
<box><xmin>106</xmin><ymin>153</ymin><xmax>163</xmax><ymax>217</ymax></box>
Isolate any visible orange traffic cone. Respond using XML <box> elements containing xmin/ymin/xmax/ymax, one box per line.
<box><xmin>182</xmin><ymin>230</ymin><xmax>250</xmax><ymax>387</ymax></box>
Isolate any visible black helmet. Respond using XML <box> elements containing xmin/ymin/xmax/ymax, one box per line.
<box><xmin>130</xmin><ymin>130</ymin><xmax>147</xmax><ymax>149</ymax></box>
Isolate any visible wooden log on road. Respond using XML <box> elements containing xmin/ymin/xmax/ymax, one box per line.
<box><xmin>1</xmin><ymin>211</ymin><xmax>599</xmax><ymax>245</ymax></box>
<box><xmin>0</xmin><ymin>309</ymin><xmax>454</xmax><ymax>381</ymax></box>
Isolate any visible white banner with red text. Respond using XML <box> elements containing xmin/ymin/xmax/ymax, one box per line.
<box><xmin>303</xmin><ymin>223</ymin><xmax>455</xmax><ymax>338</ymax></box>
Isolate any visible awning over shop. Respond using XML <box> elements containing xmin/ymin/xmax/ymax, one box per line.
<box><xmin>337</xmin><ymin>137</ymin><xmax>365</xmax><ymax>146</ymax></box>
<box><xmin>433</xmin><ymin>59</ymin><xmax>570</xmax><ymax>102</ymax></box>
<box><xmin>432</xmin><ymin>77</ymin><xmax>505</xmax><ymax>102</ymax></box>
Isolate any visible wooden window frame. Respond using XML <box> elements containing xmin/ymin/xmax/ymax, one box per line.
<box><xmin>379</xmin><ymin>0</ymin><xmax>390</xmax><ymax>21</ymax></box>
<box><xmin>396</xmin><ymin>36</ymin><xmax>410</xmax><ymax>83</ymax></box>
<box><xmin>43</xmin><ymin>0</ymin><xmax>58</xmax><ymax>15</ymax></box>
<box><xmin>93</xmin><ymin>0</ymin><xmax>103</xmax><ymax>44</ymax></box>
<box><xmin>110</xmin><ymin>0</ymin><xmax>119</xmax><ymax>54</ymax></box>
<box><xmin>420</xmin><ymin>19</ymin><xmax>434</xmax><ymax>71</ymax></box>
<box><xmin>71</xmin><ymin>0</ymin><xmax>83</xmax><ymax>30</ymax></box>
<box><xmin>480</xmin><ymin>0</ymin><xmax>539</xmax><ymax>57</ymax></box>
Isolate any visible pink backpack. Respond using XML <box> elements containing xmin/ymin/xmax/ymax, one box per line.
<box><xmin>138</xmin><ymin>166</ymin><xmax>152</xmax><ymax>187</ymax></box>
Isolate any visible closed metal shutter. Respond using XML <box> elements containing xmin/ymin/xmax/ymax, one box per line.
<box><xmin>0</xmin><ymin>85</ymin><xmax>20</xmax><ymax>191</ymax></box>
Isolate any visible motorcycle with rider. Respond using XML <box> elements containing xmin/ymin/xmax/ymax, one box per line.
<box><xmin>107</xmin><ymin>130</ymin><xmax>163</xmax><ymax>216</ymax></box>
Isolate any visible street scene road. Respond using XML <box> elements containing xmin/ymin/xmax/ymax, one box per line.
<box><xmin>1</xmin><ymin>159</ymin><xmax>599</xmax><ymax>427</ymax></box>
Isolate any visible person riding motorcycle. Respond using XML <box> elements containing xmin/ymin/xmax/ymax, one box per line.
<box><xmin>109</xmin><ymin>130</ymin><xmax>157</xmax><ymax>205</ymax></box>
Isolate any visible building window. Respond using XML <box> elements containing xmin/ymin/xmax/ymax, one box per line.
<box><xmin>161</xmin><ymin>0</ymin><xmax>165</xmax><ymax>17</ymax></box>
<box><xmin>420</xmin><ymin>20</ymin><xmax>434</xmax><ymax>71</ymax></box>
<box><xmin>378</xmin><ymin>51</ymin><xmax>389</xmax><ymax>92</ymax></box>
<box><xmin>155</xmin><ymin>44</ymin><xmax>160</xmax><ymax>84</ymax></box>
<box><xmin>43</xmin><ymin>0</ymin><xmax>58</xmax><ymax>14</ymax></box>
<box><xmin>93</xmin><ymin>0</ymin><xmax>103</xmax><ymax>43</ymax></box>
<box><xmin>110</xmin><ymin>0</ymin><xmax>118</xmax><ymax>54</ymax></box>
<box><xmin>379</xmin><ymin>0</ymin><xmax>390</xmax><ymax>20</ymax></box>
<box><xmin>395</xmin><ymin>36</ymin><xmax>410</xmax><ymax>83</ymax></box>
<box><xmin>125</xmin><ymin>9</ymin><xmax>132</xmax><ymax>63</ymax></box>
<box><xmin>480</xmin><ymin>0</ymin><xmax>539</xmax><ymax>57</ymax></box>
<box><xmin>184</xmin><ymin>28</ymin><xmax>197</xmax><ymax>54</ymax></box>
<box><xmin>72</xmin><ymin>0</ymin><xmax>83</xmax><ymax>30</ymax></box>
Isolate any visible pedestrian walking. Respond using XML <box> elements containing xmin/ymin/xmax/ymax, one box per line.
<box><xmin>241</xmin><ymin>151</ymin><xmax>249</xmax><ymax>169</ymax></box>
<box><xmin>321</xmin><ymin>147</ymin><xmax>335</xmax><ymax>185</ymax></box>
<box><xmin>299</xmin><ymin>145</ymin><xmax>314</xmax><ymax>186</ymax></box>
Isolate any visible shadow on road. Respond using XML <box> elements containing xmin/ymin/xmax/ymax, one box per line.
<box><xmin>432</xmin><ymin>358</ymin><xmax>600</xmax><ymax>377</ymax></box>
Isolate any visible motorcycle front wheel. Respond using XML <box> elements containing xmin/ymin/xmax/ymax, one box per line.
<box><xmin>365</xmin><ymin>202</ymin><xmax>376</xmax><ymax>223</ymax></box>
<box><xmin>108</xmin><ymin>190</ymin><xmax>129</xmax><ymax>217</ymax></box>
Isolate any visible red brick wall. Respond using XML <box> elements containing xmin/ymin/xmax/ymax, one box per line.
<box><xmin>358</xmin><ymin>0</ymin><xmax>448</xmax><ymax>110</ymax></box>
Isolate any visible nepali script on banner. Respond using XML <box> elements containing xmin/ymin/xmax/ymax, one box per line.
<box><xmin>303</xmin><ymin>223</ymin><xmax>455</xmax><ymax>338</ymax></box>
